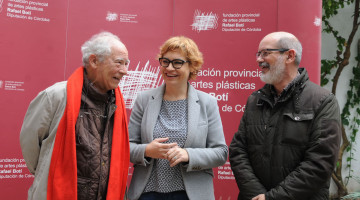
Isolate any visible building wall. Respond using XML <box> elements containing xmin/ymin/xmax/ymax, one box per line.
<box><xmin>322</xmin><ymin>2</ymin><xmax>360</xmax><ymax>194</ymax></box>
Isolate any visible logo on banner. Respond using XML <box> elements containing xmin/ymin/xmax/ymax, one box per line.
<box><xmin>106</xmin><ymin>11</ymin><xmax>118</xmax><ymax>21</ymax></box>
<box><xmin>0</xmin><ymin>80</ymin><xmax>3</xmax><ymax>89</ymax></box>
<box><xmin>313</xmin><ymin>16</ymin><xmax>321</xmax><ymax>26</ymax></box>
<box><xmin>119</xmin><ymin>61</ymin><xmax>162</xmax><ymax>109</ymax></box>
<box><xmin>191</xmin><ymin>9</ymin><xmax>219</xmax><ymax>33</ymax></box>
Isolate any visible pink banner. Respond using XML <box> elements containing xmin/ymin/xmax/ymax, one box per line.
<box><xmin>0</xmin><ymin>0</ymin><xmax>322</xmax><ymax>199</ymax></box>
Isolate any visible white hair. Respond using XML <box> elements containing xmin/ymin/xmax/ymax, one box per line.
<box><xmin>81</xmin><ymin>31</ymin><xmax>125</xmax><ymax>67</ymax></box>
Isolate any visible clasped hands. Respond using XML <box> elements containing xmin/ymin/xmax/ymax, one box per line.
<box><xmin>145</xmin><ymin>138</ymin><xmax>189</xmax><ymax>167</ymax></box>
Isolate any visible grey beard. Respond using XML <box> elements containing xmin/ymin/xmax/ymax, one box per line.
<box><xmin>260</xmin><ymin>58</ymin><xmax>285</xmax><ymax>84</ymax></box>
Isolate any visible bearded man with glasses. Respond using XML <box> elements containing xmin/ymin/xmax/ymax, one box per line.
<box><xmin>229</xmin><ymin>32</ymin><xmax>341</xmax><ymax>200</ymax></box>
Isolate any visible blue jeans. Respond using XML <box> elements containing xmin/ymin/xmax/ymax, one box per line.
<box><xmin>139</xmin><ymin>191</ymin><xmax>189</xmax><ymax>200</ymax></box>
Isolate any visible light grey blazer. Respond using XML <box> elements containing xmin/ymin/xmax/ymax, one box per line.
<box><xmin>128</xmin><ymin>84</ymin><xmax>228</xmax><ymax>200</ymax></box>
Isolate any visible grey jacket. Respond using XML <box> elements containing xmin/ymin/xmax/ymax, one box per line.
<box><xmin>128</xmin><ymin>84</ymin><xmax>228</xmax><ymax>200</ymax></box>
<box><xmin>229</xmin><ymin>68</ymin><xmax>341</xmax><ymax>200</ymax></box>
<box><xmin>20</xmin><ymin>81</ymin><xmax>67</xmax><ymax>200</ymax></box>
<box><xmin>20</xmin><ymin>80</ymin><xmax>125</xmax><ymax>200</ymax></box>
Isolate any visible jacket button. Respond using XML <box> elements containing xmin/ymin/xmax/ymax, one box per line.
<box><xmin>294</xmin><ymin>116</ymin><xmax>300</xmax><ymax>121</ymax></box>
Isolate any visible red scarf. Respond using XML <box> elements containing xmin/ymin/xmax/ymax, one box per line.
<box><xmin>47</xmin><ymin>67</ymin><xmax>129</xmax><ymax>199</ymax></box>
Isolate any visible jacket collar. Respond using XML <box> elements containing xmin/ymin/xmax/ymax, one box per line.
<box><xmin>145</xmin><ymin>83</ymin><xmax>200</xmax><ymax>147</ymax></box>
<box><xmin>149</xmin><ymin>82</ymin><xmax>199</xmax><ymax>101</ymax></box>
<box><xmin>185</xmin><ymin>83</ymin><xmax>200</xmax><ymax>147</ymax></box>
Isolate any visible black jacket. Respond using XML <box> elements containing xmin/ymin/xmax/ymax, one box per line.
<box><xmin>229</xmin><ymin>68</ymin><xmax>341</xmax><ymax>200</ymax></box>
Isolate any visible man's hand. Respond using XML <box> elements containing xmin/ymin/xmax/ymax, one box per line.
<box><xmin>145</xmin><ymin>138</ymin><xmax>177</xmax><ymax>159</ymax></box>
<box><xmin>252</xmin><ymin>194</ymin><xmax>265</xmax><ymax>200</ymax></box>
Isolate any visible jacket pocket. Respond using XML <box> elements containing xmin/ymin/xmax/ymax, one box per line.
<box><xmin>188</xmin><ymin>121</ymin><xmax>208</xmax><ymax>148</ymax></box>
<box><xmin>281</xmin><ymin>112</ymin><xmax>314</xmax><ymax>147</ymax></box>
<box><xmin>77</xmin><ymin>176</ymin><xmax>99</xmax><ymax>200</ymax></box>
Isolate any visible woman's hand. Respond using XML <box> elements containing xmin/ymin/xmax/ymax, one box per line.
<box><xmin>145</xmin><ymin>138</ymin><xmax>177</xmax><ymax>159</ymax></box>
<box><xmin>166</xmin><ymin>146</ymin><xmax>189</xmax><ymax>167</ymax></box>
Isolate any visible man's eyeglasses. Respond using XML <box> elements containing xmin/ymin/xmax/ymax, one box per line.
<box><xmin>159</xmin><ymin>58</ymin><xmax>189</xmax><ymax>69</ymax></box>
<box><xmin>256</xmin><ymin>48</ymin><xmax>289</xmax><ymax>58</ymax></box>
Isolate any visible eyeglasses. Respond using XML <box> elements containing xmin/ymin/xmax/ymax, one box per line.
<box><xmin>159</xmin><ymin>58</ymin><xmax>189</xmax><ymax>69</ymax></box>
<box><xmin>256</xmin><ymin>48</ymin><xmax>289</xmax><ymax>58</ymax></box>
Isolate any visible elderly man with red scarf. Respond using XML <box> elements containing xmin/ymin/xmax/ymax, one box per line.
<box><xmin>20</xmin><ymin>31</ymin><xmax>130</xmax><ymax>200</ymax></box>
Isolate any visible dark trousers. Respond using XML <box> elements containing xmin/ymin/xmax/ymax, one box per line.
<box><xmin>139</xmin><ymin>191</ymin><xmax>189</xmax><ymax>200</ymax></box>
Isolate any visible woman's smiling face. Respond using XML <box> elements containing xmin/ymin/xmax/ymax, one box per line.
<box><xmin>160</xmin><ymin>49</ymin><xmax>191</xmax><ymax>87</ymax></box>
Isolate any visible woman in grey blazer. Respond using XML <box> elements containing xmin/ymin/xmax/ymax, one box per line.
<box><xmin>128</xmin><ymin>36</ymin><xmax>228</xmax><ymax>200</ymax></box>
